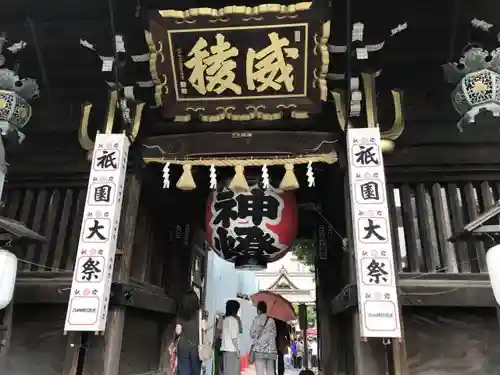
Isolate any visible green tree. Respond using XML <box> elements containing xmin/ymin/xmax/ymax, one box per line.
<box><xmin>291</xmin><ymin>239</ymin><xmax>316</xmax><ymax>268</ymax></box>
<box><xmin>292</xmin><ymin>303</ymin><xmax>317</xmax><ymax>327</ymax></box>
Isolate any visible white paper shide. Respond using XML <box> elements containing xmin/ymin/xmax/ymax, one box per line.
<box><xmin>347</xmin><ymin>128</ymin><xmax>402</xmax><ymax>338</ymax></box>
<box><xmin>64</xmin><ymin>133</ymin><xmax>129</xmax><ymax>332</ymax></box>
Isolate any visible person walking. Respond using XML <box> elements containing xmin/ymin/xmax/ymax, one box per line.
<box><xmin>310</xmin><ymin>338</ymin><xmax>318</xmax><ymax>368</ymax></box>
<box><xmin>296</xmin><ymin>338</ymin><xmax>304</xmax><ymax>369</ymax></box>
<box><xmin>291</xmin><ymin>338</ymin><xmax>297</xmax><ymax>368</ymax></box>
<box><xmin>211</xmin><ymin>312</ymin><xmax>224</xmax><ymax>375</ymax></box>
<box><xmin>250</xmin><ymin>302</ymin><xmax>277</xmax><ymax>375</ymax></box>
<box><xmin>275</xmin><ymin>320</ymin><xmax>290</xmax><ymax>375</ymax></box>
<box><xmin>221</xmin><ymin>300</ymin><xmax>241</xmax><ymax>375</ymax></box>
<box><xmin>175</xmin><ymin>290</ymin><xmax>202</xmax><ymax>375</ymax></box>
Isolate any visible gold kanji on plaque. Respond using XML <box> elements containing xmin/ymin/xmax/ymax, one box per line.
<box><xmin>246</xmin><ymin>32</ymin><xmax>299</xmax><ymax>92</ymax></box>
<box><xmin>148</xmin><ymin>3</ymin><xmax>330</xmax><ymax>122</ymax></box>
<box><xmin>184</xmin><ymin>33</ymin><xmax>242</xmax><ymax>95</ymax></box>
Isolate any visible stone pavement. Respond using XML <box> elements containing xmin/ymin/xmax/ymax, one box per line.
<box><xmin>244</xmin><ymin>366</ymin><xmax>316</xmax><ymax>375</ymax></box>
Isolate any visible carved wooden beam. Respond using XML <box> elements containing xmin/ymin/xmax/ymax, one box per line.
<box><xmin>331</xmin><ymin>72</ymin><xmax>405</xmax><ymax>153</ymax></box>
<box><xmin>330</xmin><ymin>275</ymin><xmax>496</xmax><ymax>311</ymax></box>
<box><xmin>79</xmin><ymin>89</ymin><xmax>145</xmax><ymax>155</ymax></box>
<box><xmin>141</xmin><ymin>130</ymin><xmax>341</xmax><ymax>160</ymax></box>
<box><xmin>13</xmin><ymin>272</ymin><xmax>176</xmax><ymax>314</ymax></box>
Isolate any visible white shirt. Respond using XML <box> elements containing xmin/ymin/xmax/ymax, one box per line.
<box><xmin>310</xmin><ymin>341</ymin><xmax>318</xmax><ymax>355</ymax></box>
<box><xmin>221</xmin><ymin>316</ymin><xmax>239</xmax><ymax>352</ymax></box>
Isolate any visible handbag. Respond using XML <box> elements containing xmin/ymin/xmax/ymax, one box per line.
<box><xmin>249</xmin><ymin>316</ymin><xmax>270</xmax><ymax>364</ymax></box>
<box><xmin>198</xmin><ymin>343</ymin><xmax>212</xmax><ymax>361</ymax></box>
<box><xmin>198</xmin><ymin>309</ymin><xmax>213</xmax><ymax>361</ymax></box>
<box><xmin>169</xmin><ymin>334</ymin><xmax>180</xmax><ymax>374</ymax></box>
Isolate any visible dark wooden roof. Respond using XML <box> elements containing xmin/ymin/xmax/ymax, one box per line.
<box><xmin>2</xmin><ymin>0</ymin><xmax>500</xmax><ymax>136</ymax></box>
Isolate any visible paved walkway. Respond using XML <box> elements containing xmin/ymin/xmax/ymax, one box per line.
<box><xmin>244</xmin><ymin>366</ymin><xmax>315</xmax><ymax>375</ymax></box>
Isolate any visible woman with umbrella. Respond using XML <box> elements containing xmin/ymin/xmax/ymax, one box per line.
<box><xmin>249</xmin><ymin>301</ymin><xmax>277</xmax><ymax>375</ymax></box>
<box><xmin>250</xmin><ymin>291</ymin><xmax>297</xmax><ymax>375</ymax></box>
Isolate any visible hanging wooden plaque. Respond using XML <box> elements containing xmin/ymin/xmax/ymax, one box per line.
<box><xmin>147</xmin><ymin>3</ymin><xmax>330</xmax><ymax>122</ymax></box>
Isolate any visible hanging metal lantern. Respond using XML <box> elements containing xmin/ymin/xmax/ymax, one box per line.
<box><xmin>443</xmin><ymin>47</ymin><xmax>500</xmax><ymax>131</ymax></box>
<box><xmin>0</xmin><ymin>34</ymin><xmax>39</xmax><ymax>199</ymax></box>
<box><xmin>205</xmin><ymin>183</ymin><xmax>298</xmax><ymax>270</ymax></box>
<box><xmin>0</xmin><ymin>69</ymin><xmax>38</xmax><ymax>122</ymax></box>
<box><xmin>0</xmin><ymin>89</ymin><xmax>32</xmax><ymax>128</ymax></box>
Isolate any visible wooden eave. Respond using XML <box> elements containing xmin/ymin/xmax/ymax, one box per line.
<box><xmin>14</xmin><ymin>271</ymin><xmax>177</xmax><ymax>314</ymax></box>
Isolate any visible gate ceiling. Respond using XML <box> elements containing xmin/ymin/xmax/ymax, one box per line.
<box><xmin>0</xmin><ymin>0</ymin><xmax>498</xmax><ymax>134</ymax></box>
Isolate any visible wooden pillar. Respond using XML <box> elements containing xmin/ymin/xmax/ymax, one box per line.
<box><xmin>81</xmin><ymin>174</ymin><xmax>142</xmax><ymax>375</ymax></box>
<box><xmin>392</xmin><ymin>335</ymin><xmax>409</xmax><ymax>375</ymax></box>
<box><xmin>315</xmin><ymin>169</ymin><xmax>348</xmax><ymax>375</ymax></box>
<box><xmin>60</xmin><ymin>332</ymin><xmax>82</xmax><ymax>375</ymax></box>
<box><xmin>349</xmin><ymin>290</ymin><xmax>409</xmax><ymax>375</ymax></box>
<box><xmin>158</xmin><ymin>191</ymin><xmax>199</xmax><ymax>375</ymax></box>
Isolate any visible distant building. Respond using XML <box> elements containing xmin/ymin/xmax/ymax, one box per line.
<box><xmin>254</xmin><ymin>252</ymin><xmax>315</xmax><ymax>304</ymax></box>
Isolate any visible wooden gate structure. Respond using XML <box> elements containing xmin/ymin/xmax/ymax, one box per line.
<box><xmin>1</xmin><ymin>0</ymin><xmax>500</xmax><ymax>375</ymax></box>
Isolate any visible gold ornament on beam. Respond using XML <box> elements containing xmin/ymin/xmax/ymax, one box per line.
<box><xmin>331</xmin><ymin>72</ymin><xmax>405</xmax><ymax>153</ymax></box>
<box><xmin>79</xmin><ymin>89</ymin><xmax>145</xmax><ymax>157</ymax></box>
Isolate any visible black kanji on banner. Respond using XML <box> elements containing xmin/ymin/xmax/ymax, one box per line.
<box><xmin>366</xmin><ymin>259</ymin><xmax>388</xmax><ymax>284</ymax></box>
<box><xmin>86</xmin><ymin>220</ymin><xmax>107</xmax><ymax>241</ymax></box>
<box><xmin>96</xmin><ymin>150</ymin><xmax>118</xmax><ymax>169</ymax></box>
<box><xmin>354</xmin><ymin>145</ymin><xmax>379</xmax><ymax>166</ymax></box>
<box><xmin>360</xmin><ymin>181</ymin><xmax>380</xmax><ymax>201</ymax></box>
<box><xmin>81</xmin><ymin>257</ymin><xmax>102</xmax><ymax>281</ymax></box>
<box><xmin>362</xmin><ymin>218</ymin><xmax>386</xmax><ymax>241</ymax></box>
<box><xmin>94</xmin><ymin>184</ymin><xmax>113</xmax><ymax>203</ymax></box>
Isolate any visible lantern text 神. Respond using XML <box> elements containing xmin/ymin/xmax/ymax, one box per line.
<box><xmin>205</xmin><ymin>185</ymin><xmax>297</xmax><ymax>269</ymax></box>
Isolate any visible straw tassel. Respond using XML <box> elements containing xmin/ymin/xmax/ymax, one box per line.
<box><xmin>229</xmin><ymin>165</ymin><xmax>249</xmax><ymax>192</ymax></box>
<box><xmin>176</xmin><ymin>164</ymin><xmax>196</xmax><ymax>190</ymax></box>
<box><xmin>279</xmin><ymin>163</ymin><xmax>299</xmax><ymax>190</ymax></box>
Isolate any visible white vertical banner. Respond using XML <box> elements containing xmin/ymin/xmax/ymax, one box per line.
<box><xmin>64</xmin><ymin>133</ymin><xmax>130</xmax><ymax>332</ymax></box>
<box><xmin>347</xmin><ymin>128</ymin><xmax>402</xmax><ymax>338</ymax></box>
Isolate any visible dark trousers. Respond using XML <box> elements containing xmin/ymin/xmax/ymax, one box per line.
<box><xmin>177</xmin><ymin>346</ymin><xmax>201</xmax><ymax>375</ymax></box>
<box><xmin>277</xmin><ymin>351</ymin><xmax>284</xmax><ymax>375</ymax></box>
<box><xmin>296</xmin><ymin>356</ymin><xmax>302</xmax><ymax>369</ymax></box>
<box><xmin>311</xmin><ymin>355</ymin><xmax>318</xmax><ymax>368</ymax></box>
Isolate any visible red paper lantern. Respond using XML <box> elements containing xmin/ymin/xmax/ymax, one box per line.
<box><xmin>206</xmin><ymin>184</ymin><xmax>298</xmax><ymax>270</ymax></box>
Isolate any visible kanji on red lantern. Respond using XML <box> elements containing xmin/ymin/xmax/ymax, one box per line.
<box><xmin>205</xmin><ymin>185</ymin><xmax>297</xmax><ymax>267</ymax></box>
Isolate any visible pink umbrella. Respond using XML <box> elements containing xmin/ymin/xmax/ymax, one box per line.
<box><xmin>251</xmin><ymin>291</ymin><xmax>297</xmax><ymax>322</ymax></box>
